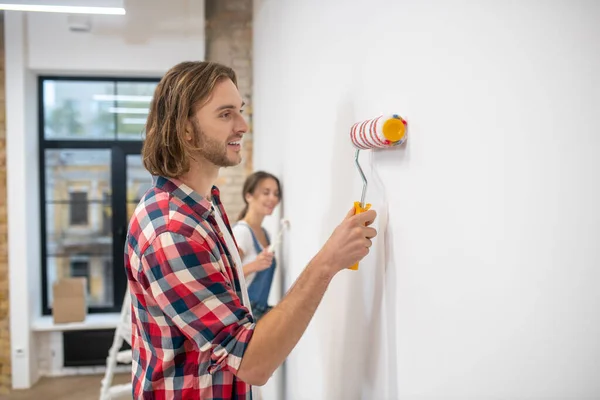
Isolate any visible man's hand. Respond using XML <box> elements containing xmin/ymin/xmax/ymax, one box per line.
<box><xmin>314</xmin><ymin>207</ymin><xmax>378</xmax><ymax>274</ymax></box>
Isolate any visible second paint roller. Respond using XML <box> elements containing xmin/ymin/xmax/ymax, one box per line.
<box><xmin>349</xmin><ymin>114</ymin><xmax>407</xmax><ymax>270</ymax></box>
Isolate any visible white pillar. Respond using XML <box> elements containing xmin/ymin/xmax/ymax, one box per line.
<box><xmin>6</xmin><ymin>11</ymin><xmax>41</xmax><ymax>389</ymax></box>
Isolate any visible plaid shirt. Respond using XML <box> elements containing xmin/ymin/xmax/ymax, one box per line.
<box><xmin>125</xmin><ymin>176</ymin><xmax>256</xmax><ymax>399</ymax></box>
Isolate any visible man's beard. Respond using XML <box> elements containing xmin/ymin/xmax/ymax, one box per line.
<box><xmin>191</xmin><ymin>120</ymin><xmax>240</xmax><ymax>167</ymax></box>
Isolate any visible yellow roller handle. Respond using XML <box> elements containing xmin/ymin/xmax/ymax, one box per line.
<box><xmin>349</xmin><ymin>201</ymin><xmax>372</xmax><ymax>270</ymax></box>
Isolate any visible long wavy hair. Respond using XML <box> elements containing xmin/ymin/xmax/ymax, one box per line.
<box><xmin>142</xmin><ymin>61</ymin><xmax>237</xmax><ymax>177</ymax></box>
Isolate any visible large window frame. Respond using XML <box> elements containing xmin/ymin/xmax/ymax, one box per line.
<box><xmin>39</xmin><ymin>76</ymin><xmax>159</xmax><ymax>315</ymax></box>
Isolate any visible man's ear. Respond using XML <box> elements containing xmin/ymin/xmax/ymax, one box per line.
<box><xmin>184</xmin><ymin>119</ymin><xmax>194</xmax><ymax>141</ymax></box>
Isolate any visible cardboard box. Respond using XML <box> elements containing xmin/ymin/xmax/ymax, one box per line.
<box><xmin>52</xmin><ymin>278</ymin><xmax>87</xmax><ymax>324</ymax></box>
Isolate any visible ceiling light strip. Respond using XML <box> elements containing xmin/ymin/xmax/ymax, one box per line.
<box><xmin>0</xmin><ymin>4</ymin><xmax>125</xmax><ymax>15</ymax></box>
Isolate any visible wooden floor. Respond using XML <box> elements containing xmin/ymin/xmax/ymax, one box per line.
<box><xmin>1</xmin><ymin>374</ymin><xmax>131</xmax><ymax>400</ymax></box>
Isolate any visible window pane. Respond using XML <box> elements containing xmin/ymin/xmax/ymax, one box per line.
<box><xmin>45</xmin><ymin>149</ymin><xmax>113</xmax><ymax>308</ymax></box>
<box><xmin>116</xmin><ymin>82</ymin><xmax>157</xmax><ymax>141</ymax></box>
<box><xmin>127</xmin><ymin>154</ymin><xmax>153</xmax><ymax>220</ymax></box>
<box><xmin>46</xmin><ymin>255</ymin><xmax>114</xmax><ymax>308</ymax></box>
<box><xmin>43</xmin><ymin>80</ymin><xmax>116</xmax><ymax>140</ymax></box>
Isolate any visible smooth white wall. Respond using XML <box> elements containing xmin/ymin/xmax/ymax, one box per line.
<box><xmin>254</xmin><ymin>1</ymin><xmax>600</xmax><ymax>399</ymax></box>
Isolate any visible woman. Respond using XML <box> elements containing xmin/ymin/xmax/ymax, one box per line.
<box><xmin>233</xmin><ymin>171</ymin><xmax>282</xmax><ymax>320</ymax></box>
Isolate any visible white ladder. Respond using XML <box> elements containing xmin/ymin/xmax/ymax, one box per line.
<box><xmin>99</xmin><ymin>290</ymin><xmax>133</xmax><ymax>399</ymax></box>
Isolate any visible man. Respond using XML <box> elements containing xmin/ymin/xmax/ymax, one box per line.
<box><xmin>125</xmin><ymin>61</ymin><xmax>377</xmax><ymax>399</ymax></box>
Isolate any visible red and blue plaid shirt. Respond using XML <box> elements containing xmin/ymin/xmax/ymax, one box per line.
<box><xmin>125</xmin><ymin>176</ymin><xmax>256</xmax><ymax>399</ymax></box>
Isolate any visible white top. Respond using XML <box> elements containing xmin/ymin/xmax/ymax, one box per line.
<box><xmin>232</xmin><ymin>221</ymin><xmax>264</xmax><ymax>287</ymax></box>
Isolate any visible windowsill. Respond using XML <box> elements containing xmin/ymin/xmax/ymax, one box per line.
<box><xmin>31</xmin><ymin>313</ymin><xmax>121</xmax><ymax>332</ymax></box>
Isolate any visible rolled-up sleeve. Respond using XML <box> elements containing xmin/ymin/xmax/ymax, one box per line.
<box><xmin>140</xmin><ymin>231</ymin><xmax>255</xmax><ymax>374</ymax></box>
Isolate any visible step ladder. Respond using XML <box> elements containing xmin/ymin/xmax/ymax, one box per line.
<box><xmin>99</xmin><ymin>290</ymin><xmax>133</xmax><ymax>399</ymax></box>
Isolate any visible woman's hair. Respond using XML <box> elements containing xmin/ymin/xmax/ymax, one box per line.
<box><xmin>238</xmin><ymin>171</ymin><xmax>282</xmax><ymax>220</ymax></box>
<box><xmin>142</xmin><ymin>61</ymin><xmax>237</xmax><ymax>178</ymax></box>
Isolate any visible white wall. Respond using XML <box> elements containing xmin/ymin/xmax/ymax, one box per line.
<box><xmin>254</xmin><ymin>1</ymin><xmax>600</xmax><ymax>399</ymax></box>
<box><xmin>5</xmin><ymin>3</ymin><xmax>205</xmax><ymax>388</ymax></box>
<box><xmin>6</xmin><ymin>11</ymin><xmax>41</xmax><ymax>390</ymax></box>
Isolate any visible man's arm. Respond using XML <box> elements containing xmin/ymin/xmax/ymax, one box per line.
<box><xmin>236</xmin><ymin>208</ymin><xmax>377</xmax><ymax>385</ymax></box>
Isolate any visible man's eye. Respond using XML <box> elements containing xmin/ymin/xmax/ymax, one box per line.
<box><xmin>221</xmin><ymin>112</ymin><xmax>231</xmax><ymax>118</ymax></box>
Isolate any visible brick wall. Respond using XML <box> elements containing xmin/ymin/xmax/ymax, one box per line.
<box><xmin>205</xmin><ymin>0</ymin><xmax>253</xmax><ymax>222</ymax></box>
<box><xmin>0</xmin><ymin>12</ymin><xmax>11</xmax><ymax>395</ymax></box>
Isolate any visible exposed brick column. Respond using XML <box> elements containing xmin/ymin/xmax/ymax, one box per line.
<box><xmin>205</xmin><ymin>0</ymin><xmax>253</xmax><ymax>221</ymax></box>
<box><xmin>0</xmin><ymin>12</ymin><xmax>11</xmax><ymax>395</ymax></box>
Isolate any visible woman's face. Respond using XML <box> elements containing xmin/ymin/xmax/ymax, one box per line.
<box><xmin>246</xmin><ymin>178</ymin><xmax>281</xmax><ymax>216</ymax></box>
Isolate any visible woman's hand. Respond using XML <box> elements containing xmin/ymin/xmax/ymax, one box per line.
<box><xmin>254</xmin><ymin>249</ymin><xmax>274</xmax><ymax>272</ymax></box>
<box><xmin>243</xmin><ymin>249</ymin><xmax>275</xmax><ymax>277</ymax></box>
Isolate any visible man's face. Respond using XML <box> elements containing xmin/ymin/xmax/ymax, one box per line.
<box><xmin>188</xmin><ymin>78</ymin><xmax>248</xmax><ymax>167</ymax></box>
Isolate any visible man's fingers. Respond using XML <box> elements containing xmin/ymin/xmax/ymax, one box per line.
<box><xmin>363</xmin><ymin>227</ymin><xmax>377</xmax><ymax>239</ymax></box>
<box><xmin>354</xmin><ymin>209</ymin><xmax>377</xmax><ymax>226</ymax></box>
<box><xmin>345</xmin><ymin>206</ymin><xmax>356</xmax><ymax>219</ymax></box>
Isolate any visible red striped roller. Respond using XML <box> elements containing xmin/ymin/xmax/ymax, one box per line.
<box><xmin>350</xmin><ymin>114</ymin><xmax>407</xmax><ymax>150</ymax></box>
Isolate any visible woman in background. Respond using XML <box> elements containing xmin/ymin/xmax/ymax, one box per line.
<box><xmin>233</xmin><ymin>171</ymin><xmax>282</xmax><ymax>320</ymax></box>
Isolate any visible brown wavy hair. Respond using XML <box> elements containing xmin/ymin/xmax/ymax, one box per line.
<box><xmin>142</xmin><ymin>61</ymin><xmax>237</xmax><ymax>177</ymax></box>
<box><xmin>238</xmin><ymin>171</ymin><xmax>282</xmax><ymax>221</ymax></box>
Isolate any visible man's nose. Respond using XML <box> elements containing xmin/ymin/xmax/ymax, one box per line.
<box><xmin>236</xmin><ymin>113</ymin><xmax>249</xmax><ymax>133</ymax></box>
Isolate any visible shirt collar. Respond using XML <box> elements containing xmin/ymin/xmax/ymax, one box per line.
<box><xmin>153</xmin><ymin>175</ymin><xmax>222</xmax><ymax>220</ymax></box>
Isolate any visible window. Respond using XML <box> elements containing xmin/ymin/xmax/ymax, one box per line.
<box><xmin>70</xmin><ymin>259</ymin><xmax>90</xmax><ymax>292</ymax></box>
<box><xmin>40</xmin><ymin>77</ymin><xmax>158</xmax><ymax>315</ymax></box>
<box><xmin>69</xmin><ymin>192</ymin><xmax>89</xmax><ymax>225</ymax></box>
<box><xmin>70</xmin><ymin>259</ymin><xmax>90</xmax><ymax>278</ymax></box>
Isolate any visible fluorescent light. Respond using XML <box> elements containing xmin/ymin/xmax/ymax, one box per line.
<box><xmin>122</xmin><ymin>118</ymin><xmax>147</xmax><ymax>125</ymax></box>
<box><xmin>93</xmin><ymin>95</ymin><xmax>153</xmax><ymax>102</ymax></box>
<box><xmin>108</xmin><ymin>107</ymin><xmax>148</xmax><ymax>114</ymax></box>
<box><xmin>0</xmin><ymin>4</ymin><xmax>125</xmax><ymax>14</ymax></box>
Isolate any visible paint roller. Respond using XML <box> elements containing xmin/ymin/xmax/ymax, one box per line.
<box><xmin>349</xmin><ymin>114</ymin><xmax>407</xmax><ymax>270</ymax></box>
<box><xmin>267</xmin><ymin>218</ymin><xmax>290</xmax><ymax>253</ymax></box>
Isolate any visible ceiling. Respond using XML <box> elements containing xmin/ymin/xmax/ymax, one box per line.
<box><xmin>64</xmin><ymin>0</ymin><xmax>205</xmax><ymax>42</ymax></box>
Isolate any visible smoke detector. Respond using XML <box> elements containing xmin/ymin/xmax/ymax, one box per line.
<box><xmin>67</xmin><ymin>14</ymin><xmax>92</xmax><ymax>32</ymax></box>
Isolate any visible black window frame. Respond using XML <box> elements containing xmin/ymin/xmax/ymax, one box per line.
<box><xmin>39</xmin><ymin>75</ymin><xmax>160</xmax><ymax>315</ymax></box>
